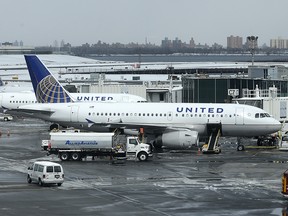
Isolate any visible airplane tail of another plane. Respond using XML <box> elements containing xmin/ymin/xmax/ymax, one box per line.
<box><xmin>24</xmin><ymin>55</ymin><xmax>74</xmax><ymax>103</ymax></box>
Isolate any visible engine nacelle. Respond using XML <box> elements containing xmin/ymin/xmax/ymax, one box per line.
<box><xmin>157</xmin><ymin>129</ymin><xmax>199</xmax><ymax>149</ymax></box>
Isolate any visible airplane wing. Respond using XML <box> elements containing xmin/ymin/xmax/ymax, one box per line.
<box><xmin>85</xmin><ymin>118</ymin><xmax>188</xmax><ymax>134</ymax></box>
<box><xmin>9</xmin><ymin>107</ymin><xmax>55</xmax><ymax>116</ymax></box>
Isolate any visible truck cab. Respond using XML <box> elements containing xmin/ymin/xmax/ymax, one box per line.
<box><xmin>125</xmin><ymin>137</ymin><xmax>153</xmax><ymax>161</ymax></box>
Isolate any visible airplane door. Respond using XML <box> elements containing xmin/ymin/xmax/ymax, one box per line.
<box><xmin>235</xmin><ymin>108</ymin><xmax>244</xmax><ymax>124</ymax></box>
<box><xmin>70</xmin><ymin>106</ymin><xmax>79</xmax><ymax>122</ymax></box>
<box><xmin>122</xmin><ymin>96</ymin><xmax>129</xmax><ymax>102</ymax></box>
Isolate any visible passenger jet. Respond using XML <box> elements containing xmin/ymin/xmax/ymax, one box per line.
<box><xmin>10</xmin><ymin>55</ymin><xmax>282</xmax><ymax>149</ymax></box>
<box><xmin>0</xmin><ymin>57</ymin><xmax>146</xmax><ymax>111</ymax></box>
<box><xmin>0</xmin><ymin>91</ymin><xmax>146</xmax><ymax>111</ymax></box>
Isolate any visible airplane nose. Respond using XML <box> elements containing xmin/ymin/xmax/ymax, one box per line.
<box><xmin>274</xmin><ymin>120</ymin><xmax>282</xmax><ymax>132</ymax></box>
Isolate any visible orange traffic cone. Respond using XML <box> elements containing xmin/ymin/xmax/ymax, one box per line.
<box><xmin>197</xmin><ymin>147</ymin><xmax>201</xmax><ymax>155</ymax></box>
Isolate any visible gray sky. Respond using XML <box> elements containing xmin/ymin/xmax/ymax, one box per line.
<box><xmin>1</xmin><ymin>0</ymin><xmax>288</xmax><ymax>47</ymax></box>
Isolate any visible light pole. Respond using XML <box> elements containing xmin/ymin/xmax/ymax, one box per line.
<box><xmin>247</xmin><ymin>36</ymin><xmax>258</xmax><ymax>66</ymax></box>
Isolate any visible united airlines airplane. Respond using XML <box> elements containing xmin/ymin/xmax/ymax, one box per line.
<box><xmin>0</xmin><ymin>92</ymin><xmax>146</xmax><ymax>111</ymax></box>
<box><xmin>0</xmin><ymin>57</ymin><xmax>146</xmax><ymax>110</ymax></box>
<box><xmin>10</xmin><ymin>55</ymin><xmax>282</xmax><ymax>149</ymax></box>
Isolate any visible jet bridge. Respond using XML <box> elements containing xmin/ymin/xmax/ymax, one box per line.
<box><xmin>202</xmin><ymin>123</ymin><xmax>222</xmax><ymax>154</ymax></box>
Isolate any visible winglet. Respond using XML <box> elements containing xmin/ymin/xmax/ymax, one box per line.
<box><xmin>86</xmin><ymin>118</ymin><xmax>95</xmax><ymax>127</ymax></box>
<box><xmin>24</xmin><ymin>55</ymin><xmax>74</xmax><ymax>103</ymax></box>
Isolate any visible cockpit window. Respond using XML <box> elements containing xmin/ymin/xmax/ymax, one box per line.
<box><xmin>255</xmin><ymin>113</ymin><xmax>271</xmax><ymax>118</ymax></box>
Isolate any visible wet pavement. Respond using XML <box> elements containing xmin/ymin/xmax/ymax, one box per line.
<box><xmin>0</xmin><ymin>118</ymin><xmax>288</xmax><ymax>215</ymax></box>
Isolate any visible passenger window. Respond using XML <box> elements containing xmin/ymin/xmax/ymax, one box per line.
<box><xmin>38</xmin><ymin>165</ymin><xmax>44</xmax><ymax>172</ymax></box>
<box><xmin>260</xmin><ymin>113</ymin><xmax>265</xmax><ymax>118</ymax></box>
<box><xmin>46</xmin><ymin>166</ymin><xmax>53</xmax><ymax>173</ymax></box>
<box><xmin>34</xmin><ymin>164</ymin><xmax>39</xmax><ymax>171</ymax></box>
<box><xmin>255</xmin><ymin>113</ymin><xmax>259</xmax><ymax>118</ymax></box>
<box><xmin>54</xmin><ymin>166</ymin><xmax>62</xmax><ymax>172</ymax></box>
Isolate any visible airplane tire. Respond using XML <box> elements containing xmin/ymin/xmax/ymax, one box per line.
<box><xmin>50</xmin><ymin>123</ymin><xmax>59</xmax><ymax>131</ymax></box>
<box><xmin>237</xmin><ymin>145</ymin><xmax>245</xmax><ymax>151</ymax></box>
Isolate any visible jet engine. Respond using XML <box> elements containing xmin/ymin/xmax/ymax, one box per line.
<box><xmin>155</xmin><ymin>129</ymin><xmax>199</xmax><ymax>149</ymax></box>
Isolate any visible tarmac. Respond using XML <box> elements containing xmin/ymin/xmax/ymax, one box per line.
<box><xmin>1</xmin><ymin>118</ymin><xmax>288</xmax><ymax>216</ymax></box>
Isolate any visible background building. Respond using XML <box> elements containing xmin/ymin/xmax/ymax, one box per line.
<box><xmin>182</xmin><ymin>75</ymin><xmax>288</xmax><ymax>103</ymax></box>
<box><xmin>270</xmin><ymin>37</ymin><xmax>288</xmax><ymax>49</ymax></box>
<box><xmin>227</xmin><ymin>35</ymin><xmax>243</xmax><ymax>49</ymax></box>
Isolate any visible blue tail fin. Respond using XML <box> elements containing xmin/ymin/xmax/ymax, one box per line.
<box><xmin>24</xmin><ymin>55</ymin><xmax>74</xmax><ymax>103</ymax></box>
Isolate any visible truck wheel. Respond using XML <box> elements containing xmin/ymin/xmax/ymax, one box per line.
<box><xmin>4</xmin><ymin>117</ymin><xmax>8</xmax><ymax>121</ymax></box>
<box><xmin>57</xmin><ymin>183</ymin><xmax>62</xmax><ymax>186</ymax></box>
<box><xmin>237</xmin><ymin>145</ymin><xmax>245</xmax><ymax>151</ymax></box>
<box><xmin>137</xmin><ymin>152</ymin><xmax>148</xmax><ymax>161</ymax></box>
<box><xmin>60</xmin><ymin>152</ymin><xmax>70</xmax><ymax>161</ymax></box>
<box><xmin>27</xmin><ymin>175</ymin><xmax>32</xmax><ymax>184</ymax></box>
<box><xmin>71</xmin><ymin>152</ymin><xmax>81</xmax><ymax>161</ymax></box>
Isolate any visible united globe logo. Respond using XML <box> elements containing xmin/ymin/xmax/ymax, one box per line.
<box><xmin>36</xmin><ymin>75</ymin><xmax>72</xmax><ymax>103</ymax></box>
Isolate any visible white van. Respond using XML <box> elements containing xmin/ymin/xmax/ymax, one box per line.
<box><xmin>27</xmin><ymin>161</ymin><xmax>64</xmax><ymax>186</ymax></box>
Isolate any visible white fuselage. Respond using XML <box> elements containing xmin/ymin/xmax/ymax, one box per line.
<box><xmin>15</xmin><ymin>102</ymin><xmax>281</xmax><ymax>137</ymax></box>
<box><xmin>0</xmin><ymin>92</ymin><xmax>146</xmax><ymax>110</ymax></box>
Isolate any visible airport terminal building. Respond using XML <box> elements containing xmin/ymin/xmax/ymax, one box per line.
<box><xmin>182</xmin><ymin>66</ymin><xmax>288</xmax><ymax>103</ymax></box>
